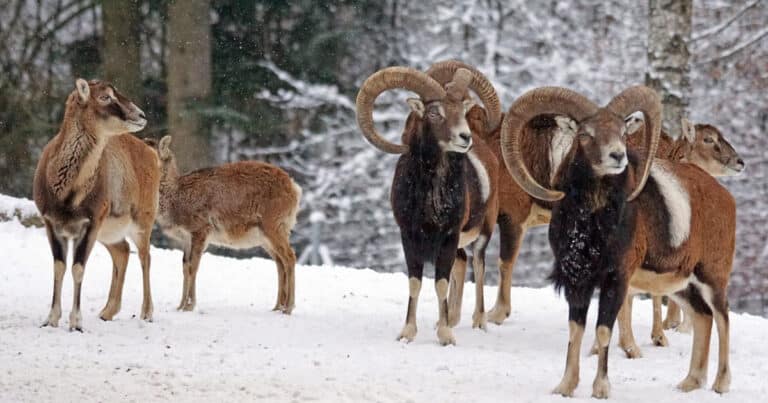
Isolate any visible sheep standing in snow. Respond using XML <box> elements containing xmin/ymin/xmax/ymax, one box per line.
<box><xmin>356</xmin><ymin>66</ymin><xmax>500</xmax><ymax>345</ymax></box>
<box><xmin>502</xmin><ymin>86</ymin><xmax>734</xmax><ymax>398</ymax></box>
<box><xmin>148</xmin><ymin>136</ymin><xmax>301</xmax><ymax>314</ymax></box>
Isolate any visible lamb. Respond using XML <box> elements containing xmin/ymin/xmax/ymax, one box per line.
<box><xmin>33</xmin><ymin>79</ymin><xmax>159</xmax><ymax>331</ymax></box>
<box><xmin>355</xmin><ymin>66</ymin><xmax>500</xmax><ymax>344</ymax></box>
<box><xmin>148</xmin><ymin>136</ymin><xmax>301</xmax><ymax>314</ymax></box>
<box><xmin>501</xmin><ymin>86</ymin><xmax>734</xmax><ymax>398</ymax></box>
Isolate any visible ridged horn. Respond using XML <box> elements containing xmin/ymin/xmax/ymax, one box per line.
<box><xmin>426</xmin><ymin>60</ymin><xmax>502</xmax><ymax>131</ymax></box>
<box><xmin>356</xmin><ymin>67</ymin><xmax>446</xmax><ymax>154</ymax></box>
<box><xmin>605</xmin><ymin>85</ymin><xmax>662</xmax><ymax>201</ymax></box>
<box><xmin>500</xmin><ymin>87</ymin><xmax>599</xmax><ymax>201</ymax></box>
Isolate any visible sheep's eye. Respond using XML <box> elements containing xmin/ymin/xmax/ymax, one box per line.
<box><xmin>704</xmin><ymin>137</ymin><xmax>714</xmax><ymax>144</ymax></box>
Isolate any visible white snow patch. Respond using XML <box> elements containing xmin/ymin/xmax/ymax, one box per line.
<box><xmin>0</xmin><ymin>213</ymin><xmax>766</xmax><ymax>402</ymax></box>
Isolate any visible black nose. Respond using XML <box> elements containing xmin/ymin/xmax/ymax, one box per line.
<box><xmin>736</xmin><ymin>158</ymin><xmax>744</xmax><ymax>166</ymax></box>
<box><xmin>459</xmin><ymin>133</ymin><xmax>471</xmax><ymax>142</ymax></box>
<box><xmin>609</xmin><ymin>151</ymin><xmax>625</xmax><ymax>162</ymax></box>
<box><xmin>138</xmin><ymin>111</ymin><xmax>146</xmax><ymax>119</ymax></box>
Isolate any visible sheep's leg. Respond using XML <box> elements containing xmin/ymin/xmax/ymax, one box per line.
<box><xmin>435</xmin><ymin>237</ymin><xmax>458</xmax><ymax>345</ymax></box>
<box><xmin>471</xmin><ymin>233</ymin><xmax>491</xmax><ymax>330</ymax></box>
<box><xmin>447</xmin><ymin>249</ymin><xmax>467</xmax><ymax>327</ymax></box>
<box><xmin>710</xmin><ymin>292</ymin><xmax>730</xmax><ymax>393</ymax></box>
<box><xmin>135</xmin><ymin>233</ymin><xmax>154</xmax><ymax>321</ymax></box>
<box><xmin>42</xmin><ymin>224</ymin><xmax>67</xmax><ymax>328</ymax></box>
<box><xmin>177</xmin><ymin>247</ymin><xmax>191</xmax><ymax>310</ymax></box>
<box><xmin>677</xmin><ymin>308</ymin><xmax>693</xmax><ymax>333</ymax></box>
<box><xmin>674</xmin><ymin>289</ymin><xmax>712</xmax><ymax>392</ymax></box>
<box><xmin>398</xmin><ymin>237</ymin><xmax>423</xmax><ymax>343</ymax></box>
<box><xmin>616</xmin><ymin>293</ymin><xmax>642</xmax><ymax>358</ymax></box>
<box><xmin>269</xmin><ymin>230</ymin><xmax>297</xmax><ymax>314</ymax></box>
<box><xmin>99</xmin><ymin>240</ymin><xmax>129</xmax><ymax>321</ymax></box>
<box><xmin>552</xmin><ymin>305</ymin><xmax>588</xmax><ymax>397</ymax></box>
<box><xmin>264</xmin><ymin>245</ymin><xmax>286</xmax><ymax>312</ymax></box>
<box><xmin>488</xmin><ymin>215</ymin><xmax>523</xmax><ymax>325</ymax></box>
<box><xmin>591</xmin><ymin>271</ymin><xmax>627</xmax><ymax>399</ymax></box>
<box><xmin>183</xmin><ymin>232</ymin><xmax>207</xmax><ymax>312</ymax></box>
<box><xmin>663</xmin><ymin>299</ymin><xmax>683</xmax><ymax>329</ymax></box>
<box><xmin>69</xmin><ymin>224</ymin><xmax>99</xmax><ymax>332</ymax></box>
<box><xmin>651</xmin><ymin>296</ymin><xmax>668</xmax><ymax>346</ymax></box>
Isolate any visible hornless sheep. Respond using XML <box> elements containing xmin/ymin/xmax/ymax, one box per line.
<box><xmin>148</xmin><ymin>136</ymin><xmax>301</xmax><ymax>314</ymax></box>
<box><xmin>612</xmin><ymin>115</ymin><xmax>745</xmax><ymax>356</ymax></box>
<box><xmin>356</xmin><ymin>66</ymin><xmax>500</xmax><ymax>345</ymax></box>
<box><xmin>502</xmin><ymin>86</ymin><xmax>734</xmax><ymax>398</ymax></box>
<box><xmin>34</xmin><ymin>79</ymin><xmax>159</xmax><ymax>331</ymax></box>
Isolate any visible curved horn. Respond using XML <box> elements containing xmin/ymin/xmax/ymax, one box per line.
<box><xmin>356</xmin><ymin>67</ymin><xmax>446</xmax><ymax>154</ymax></box>
<box><xmin>426</xmin><ymin>60</ymin><xmax>502</xmax><ymax>131</ymax></box>
<box><xmin>605</xmin><ymin>85</ymin><xmax>661</xmax><ymax>201</ymax></box>
<box><xmin>500</xmin><ymin>87</ymin><xmax>599</xmax><ymax>201</ymax></box>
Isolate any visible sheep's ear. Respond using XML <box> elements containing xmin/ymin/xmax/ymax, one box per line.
<box><xmin>681</xmin><ymin>117</ymin><xmax>696</xmax><ymax>143</ymax></box>
<box><xmin>158</xmin><ymin>135</ymin><xmax>172</xmax><ymax>159</ymax></box>
<box><xmin>462</xmin><ymin>98</ymin><xmax>476</xmax><ymax>112</ymax></box>
<box><xmin>406</xmin><ymin>98</ymin><xmax>425</xmax><ymax>118</ymax></box>
<box><xmin>75</xmin><ymin>78</ymin><xmax>90</xmax><ymax>103</ymax></box>
<box><xmin>554</xmin><ymin>115</ymin><xmax>578</xmax><ymax>136</ymax></box>
<box><xmin>624</xmin><ymin>111</ymin><xmax>644</xmax><ymax>135</ymax></box>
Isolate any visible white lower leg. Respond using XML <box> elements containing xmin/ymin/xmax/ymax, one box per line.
<box><xmin>398</xmin><ymin>277</ymin><xmax>421</xmax><ymax>342</ymax></box>
<box><xmin>45</xmin><ymin>260</ymin><xmax>66</xmax><ymax>327</ymax></box>
<box><xmin>69</xmin><ymin>263</ymin><xmax>84</xmax><ymax>331</ymax></box>
<box><xmin>436</xmin><ymin>279</ymin><xmax>455</xmax><ymax>345</ymax></box>
<box><xmin>592</xmin><ymin>325</ymin><xmax>612</xmax><ymax>399</ymax></box>
<box><xmin>553</xmin><ymin>321</ymin><xmax>584</xmax><ymax>397</ymax></box>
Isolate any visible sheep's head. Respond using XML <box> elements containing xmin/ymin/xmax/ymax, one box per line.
<box><xmin>68</xmin><ymin>78</ymin><xmax>147</xmax><ymax>136</ymax></box>
<box><xmin>500</xmin><ymin>86</ymin><xmax>661</xmax><ymax>202</ymax></box>
<box><xmin>356</xmin><ymin>63</ymin><xmax>501</xmax><ymax>155</ymax></box>
<box><xmin>627</xmin><ymin>116</ymin><xmax>745</xmax><ymax>177</ymax></box>
<box><xmin>683</xmin><ymin>120</ymin><xmax>745</xmax><ymax>176</ymax></box>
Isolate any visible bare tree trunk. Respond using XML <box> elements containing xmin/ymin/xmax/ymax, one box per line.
<box><xmin>646</xmin><ymin>0</ymin><xmax>692</xmax><ymax>138</ymax></box>
<box><xmin>102</xmin><ymin>0</ymin><xmax>142</xmax><ymax>100</ymax></box>
<box><xmin>167</xmin><ymin>0</ymin><xmax>212</xmax><ymax>171</ymax></box>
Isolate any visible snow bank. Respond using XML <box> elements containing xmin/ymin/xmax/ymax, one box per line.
<box><xmin>0</xmin><ymin>218</ymin><xmax>766</xmax><ymax>402</ymax></box>
<box><xmin>0</xmin><ymin>194</ymin><xmax>42</xmax><ymax>227</ymax></box>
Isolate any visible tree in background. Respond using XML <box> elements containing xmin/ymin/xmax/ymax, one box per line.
<box><xmin>167</xmin><ymin>0</ymin><xmax>212</xmax><ymax>171</ymax></box>
<box><xmin>102</xmin><ymin>0</ymin><xmax>142</xmax><ymax>99</ymax></box>
<box><xmin>646</xmin><ymin>0</ymin><xmax>693</xmax><ymax>137</ymax></box>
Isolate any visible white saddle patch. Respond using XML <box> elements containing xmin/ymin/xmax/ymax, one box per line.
<box><xmin>550</xmin><ymin>119</ymin><xmax>576</xmax><ymax>184</ymax></box>
<box><xmin>467</xmin><ymin>151</ymin><xmax>490</xmax><ymax>202</ymax></box>
<box><xmin>650</xmin><ymin>160</ymin><xmax>691</xmax><ymax>248</ymax></box>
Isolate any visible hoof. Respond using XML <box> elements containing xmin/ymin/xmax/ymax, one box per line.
<box><xmin>712</xmin><ymin>372</ymin><xmax>731</xmax><ymax>394</ymax></box>
<box><xmin>662</xmin><ymin>318</ymin><xmax>680</xmax><ymax>330</ymax></box>
<box><xmin>472</xmin><ymin>312</ymin><xmax>487</xmax><ymax>331</ymax></box>
<box><xmin>99</xmin><ymin>307</ymin><xmax>117</xmax><ymax>321</ymax></box>
<box><xmin>437</xmin><ymin>325</ymin><xmax>456</xmax><ymax>346</ymax></box>
<box><xmin>41</xmin><ymin>313</ymin><xmax>60</xmax><ymax>328</ymax></box>
<box><xmin>398</xmin><ymin>324</ymin><xmax>417</xmax><ymax>343</ymax></box>
<box><xmin>592</xmin><ymin>377</ymin><xmax>611</xmax><ymax>399</ymax></box>
<box><xmin>69</xmin><ymin>311</ymin><xmax>82</xmax><ymax>332</ymax></box>
<box><xmin>652</xmin><ymin>332</ymin><xmax>669</xmax><ymax>347</ymax></box>
<box><xmin>677</xmin><ymin>375</ymin><xmax>706</xmax><ymax>392</ymax></box>
<box><xmin>281</xmin><ymin>305</ymin><xmax>294</xmax><ymax>315</ymax></box>
<box><xmin>620</xmin><ymin>342</ymin><xmax>643</xmax><ymax>359</ymax></box>
<box><xmin>487</xmin><ymin>305</ymin><xmax>510</xmax><ymax>325</ymax></box>
<box><xmin>552</xmin><ymin>380</ymin><xmax>578</xmax><ymax>397</ymax></box>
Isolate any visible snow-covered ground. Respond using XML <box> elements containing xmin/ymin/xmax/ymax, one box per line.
<box><xmin>1</xmin><ymin>216</ymin><xmax>767</xmax><ymax>402</ymax></box>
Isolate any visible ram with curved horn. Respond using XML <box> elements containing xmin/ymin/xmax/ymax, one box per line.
<box><xmin>501</xmin><ymin>86</ymin><xmax>734</xmax><ymax>398</ymax></box>
<box><xmin>463</xmin><ymin>83</ymin><xmax>744</xmax><ymax>358</ymax></box>
<box><xmin>356</xmin><ymin>66</ymin><xmax>500</xmax><ymax>345</ymax></box>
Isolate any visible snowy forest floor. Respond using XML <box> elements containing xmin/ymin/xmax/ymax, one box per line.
<box><xmin>1</xmin><ymin>218</ymin><xmax>767</xmax><ymax>402</ymax></box>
